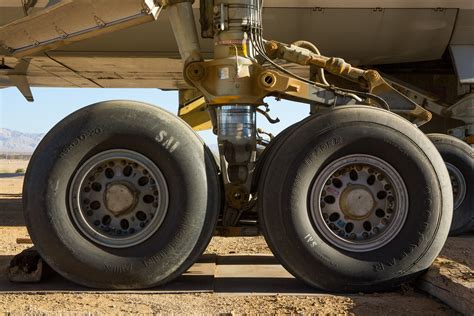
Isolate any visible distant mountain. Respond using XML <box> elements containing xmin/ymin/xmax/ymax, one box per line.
<box><xmin>0</xmin><ymin>128</ymin><xmax>45</xmax><ymax>154</ymax></box>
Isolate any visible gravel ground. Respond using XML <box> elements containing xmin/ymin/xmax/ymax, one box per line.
<box><xmin>0</xmin><ymin>172</ymin><xmax>461</xmax><ymax>315</ymax></box>
<box><xmin>0</xmin><ymin>291</ymin><xmax>456</xmax><ymax>315</ymax></box>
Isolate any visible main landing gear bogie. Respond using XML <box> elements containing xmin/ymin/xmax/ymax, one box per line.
<box><xmin>24</xmin><ymin>101</ymin><xmax>454</xmax><ymax>292</ymax></box>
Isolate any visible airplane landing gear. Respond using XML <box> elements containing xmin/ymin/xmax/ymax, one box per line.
<box><xmin>20</xmin><ymin>0</ymin><xmax>455</xmax><ymax>292</ymax></box>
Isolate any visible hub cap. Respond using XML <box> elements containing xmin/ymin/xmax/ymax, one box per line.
<box><xmin>445</xmin><ymin>162</ymin><xmax>466</xmax><ymax>210</ymax></box>
<box><xmin>69</xmin><ymin>149</ymin><xmax>169</xmax><ymax>248</ymax></box>
<box><xmin>310</xmin><ymin>154</ymin><xmax>408</xmax><ymax>252</ymax></box>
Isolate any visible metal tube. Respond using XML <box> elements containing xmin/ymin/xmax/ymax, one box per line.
<box><xmin>167</xmin><ymin>2</ymin><xmax>202</xmax><ymax>65</ymax></box>
<box><xmin>292</xmin><ymin>40</ymin><xmax>330</xmax><ymax>86</ymax></box>
<box><xmin>217</xmin><ymin>105</ymin><xmax>256</xmax><ymax>146</ymax></box>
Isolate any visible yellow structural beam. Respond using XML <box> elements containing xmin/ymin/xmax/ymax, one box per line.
<box><xmin>178</xmin><ymin>97</ymin><xmax>212</xmax><ymax>131</ymax></box>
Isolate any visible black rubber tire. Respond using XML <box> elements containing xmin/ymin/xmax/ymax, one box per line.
<box><xmin>252</xmin><ymin>121</ymin><xmax>304</xmax><ymax>193</ymax></box>
<box><xmin>23</xmin><ymin>100</ymin><xmax>221</xmax><ymax>289</ymax></box>
<box><xmin>258</xmin><ymin>106</ymin><xmax>452</xmax><ymax>293</ymax></box>
<box><xmin>428</xmin><ymin>134</ymin><xmax>473</xmax><ymax>236</ymax></box>
<box><xmin>252</xmin><ymin>113</ymin><xmax>318</xmax><ymax>193</ymax></box>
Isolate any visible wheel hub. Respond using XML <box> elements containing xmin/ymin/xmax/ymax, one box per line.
<box><xmin>340</xmin><ymin>185</ymin><xmax>375</xmax><ymax>220</ymax></box>
<box><xmin>445</xmin><ymin>162</ymin><xmax>466</xmax><ymax>210</ymax></box>
<box><xmin>310</xmin><ymin>154</ymin><xmax>408</xmax><ymax>252</ymax></box>
<box><xmin>69</xmin><ymin>149</ymin><xmax>169</xmax><ymax>248</ymax></box>
<box><xmin>105</xmin><ymin>182</ymin><xmax>137</xmax><ymax>216</ymax></box>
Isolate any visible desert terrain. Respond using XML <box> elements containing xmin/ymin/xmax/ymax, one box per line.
<box><xmin>0</xmin><ymin>159</ymin><xmax>470</xmax><ymax>314</ymax></box>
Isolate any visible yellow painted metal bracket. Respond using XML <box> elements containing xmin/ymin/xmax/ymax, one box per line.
<box><xmin>178</xmin><ymin>96</ymin><xmax>212</xmax><ymax>131</ymax></box>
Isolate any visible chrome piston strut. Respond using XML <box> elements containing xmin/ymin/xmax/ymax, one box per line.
<box><xmin>217</xmin><ymin>106</ymin><xmax>257</xmax><ymax>186</ymax></box>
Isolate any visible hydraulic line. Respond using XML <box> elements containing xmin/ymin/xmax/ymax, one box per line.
<box><xmin>247</xmin><ymin>1</ymin><xmax>386</xmax><ymax>108</ymax></box>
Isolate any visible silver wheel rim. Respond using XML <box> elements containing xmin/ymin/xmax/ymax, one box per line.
<box><xmin>310</xmin><ymin>154</ymin><xmax>409</xmax><ymax>252</ymax></box>
<box><xmin>445</xmin><ymin>162</ymin><xmax>466</xmax><ymax>210</ymax></box>
<box><xmin>69</xmin><ymin>149</ymin><xmax>169</xmax><ymax>248</ymax></box>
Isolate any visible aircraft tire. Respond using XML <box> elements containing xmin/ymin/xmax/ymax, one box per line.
<box><xmin>252</xmin><ymin>119</ymin><xmax>306</xmax><ymax>193</ymax></box>
<box><xmin>428</xmin><ymin>134</ymin><xmax>473</xmax><ymax>236</ymax></box>
<box><xmin>23</xmin><ymin>100</ymin><xmax>221</xmax><ymax>289</ymax></box>
<box><xmin>258</xmin><ymin>106</ymin><xmax>452</xmax><ymax>292</ymax></box>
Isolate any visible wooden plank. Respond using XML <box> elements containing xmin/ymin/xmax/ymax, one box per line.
<box><xmin>16</xmin><ymin>237</ymin><xmax>32</xmax><ymax>244</ymax></box>
<box><xmin>417</xmin><ymin>257</ymin><xmax>474</xmax><ymax>316</ymax></box>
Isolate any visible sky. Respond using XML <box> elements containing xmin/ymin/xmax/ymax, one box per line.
<box><xmin>0</xmin><ymin>87</ymin><xmax>309</xmax><ymax>146</ymax></box>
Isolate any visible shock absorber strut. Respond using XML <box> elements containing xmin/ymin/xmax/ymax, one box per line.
<box><xmin>216</xmin><ymin>105</ymin><xmax>257</xmax><ymax>226</ymax></box>
<box><xmin>212</xmin><ymin>0</ymin><xmax>262</xmax><ymax>226</ymax></box>
<box><xmin>164</xmin><ymin>0</ymin><xmax>264</xmax><ymax>226</ymax></box>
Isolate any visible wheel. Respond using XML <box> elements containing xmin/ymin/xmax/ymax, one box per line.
<box><xmin>428</xmin><ymin>134</ymin><xmax>473</xmax><ymax>236</ymax></box>
<box><xmin>23</xmin><ymin>100</ymin><xmax>221</xmax><ymax>289</ymax></box>
<box><xmin>258</xmin><ymin>106</ymin><xmax>452</xmax><ymax>292</ymax></box>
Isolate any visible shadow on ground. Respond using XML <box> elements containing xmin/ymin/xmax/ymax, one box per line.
<box><xmin>0</xmin><ymin>253</ymin><xmax>456</xmax><ymax>315</ymax></box>
<box><xmin>0</xmin><ymin>174</ymin><xmax>25</xmax><ymax>179</ymax></box>
<box><xmin>0</xmin><ymin>198</ymin><xmax>24</xmax><ymax>226</ymax></box>
<box><xmin>0</xmin><ymin>254</ymin><xmax>316</xmax><ymax>294</ymax></box>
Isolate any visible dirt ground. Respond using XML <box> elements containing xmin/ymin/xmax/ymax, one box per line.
<box><xmin>0</xmin><ymin>159</ymin><xmax>29</xmax><ymax>174</ymax></box>
<box><xmin>0</xmin><ymin>168</ymin><xmax>464</xmax><ymax>315</ymax></box>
